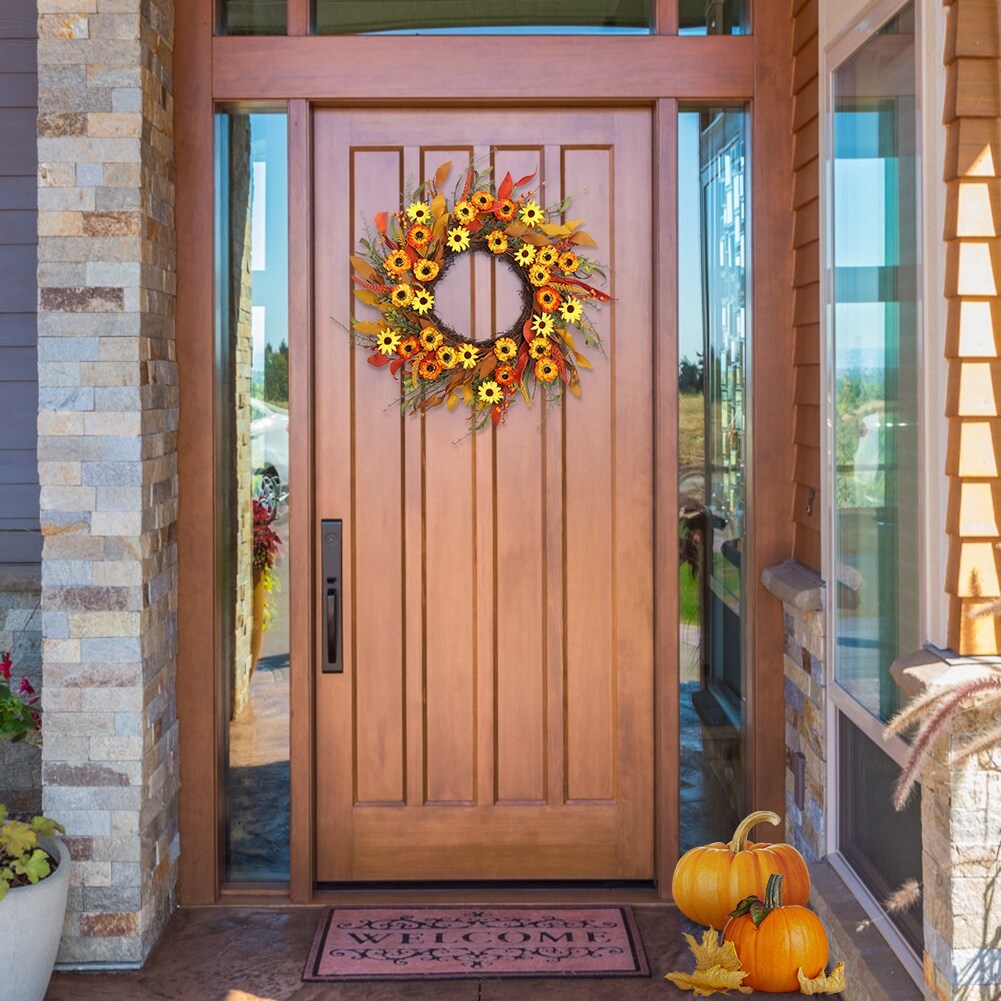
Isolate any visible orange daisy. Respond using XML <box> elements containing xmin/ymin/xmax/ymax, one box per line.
<box><xmin>471</xmin><ymin>190</ymin><xmax>493</xmax><ymax>210</ymax></box>
<box><xmin>494</xmin><ymin>199</ymin><xmax>516</xmax><ymax>221</ymax></box>
<box><xmin>494</xmin><ymin>363</ymin><xmax>515</xmax><ymax>386</ymax></box>
<box><xmin>558</xmin><ymin>251</ymin><xmax>579</xmax><ymax>274</ymax></box>
<box><xmin>535</xmin><ymin>246</ymin><xmax>558</xmax><ymax>268</ymax></box>
<box><xmin>397</xmin><ymin>336</ymin><xmax>419</xmax><ymax>359</ymax></box>
<box><xmin>534</xmin><ymin>357</ymin><xmax>559</xmax><ymax>383</ymax></box>
<box><xmin>384</xmin><ymin>250</ymin><xmax>411</xmax><ymax>276</ymax></box>
<box><xmin>407</xmin><ymin>224</ymin><xmax>432</xmax><ymax>248</ymax></box>
<box><xmin>412</xmin><ymin>258</ymin><xmax>440</xmax><ymax>283</ymax></box>
<box><xmin>419</xmin><ymin>357</ymin><xmax>443</xmax><ymax>380</ymax></box>
<box><xmin>535</xmin><ymin>287</ymin><xmax>561</xmax><ymax>313</ymax></box>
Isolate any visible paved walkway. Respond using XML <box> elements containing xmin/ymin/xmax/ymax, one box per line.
<box><xmin>46</xmin><ymin>906</ymin><xmax>813</xmax><ymax>1000</ymax></box>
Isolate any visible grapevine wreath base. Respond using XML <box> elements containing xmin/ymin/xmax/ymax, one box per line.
<box><xmin>349</xmin><ymin>159</ymin><xmax>613</xmax><ymax>431</ymax></box>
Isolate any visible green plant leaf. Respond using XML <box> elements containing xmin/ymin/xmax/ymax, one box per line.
<box><xmin>1</xmin><ymin>821</ymin><xmax>37</xmax><ymax>859</ymax></box>
<box><xmin>31</xmin><ymin>815</ymin><xmax>65</xmax><ymax>838</ymax></box>
<box><xmin>14</xmin><ymin>849</ymin><xmax>52</xmax><ymax>884</ymax></box>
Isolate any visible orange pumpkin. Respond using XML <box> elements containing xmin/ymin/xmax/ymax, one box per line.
<box><xmin>723</xmin><ymin>873</ymin><xmax>829</xmax><ymax>992</ymax></box>
<box><xmin>670</xmin><ymin>810</ymin><xmax>810</xmax><ymax>929</ymax></box>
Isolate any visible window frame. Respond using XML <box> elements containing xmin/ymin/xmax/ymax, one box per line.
<box><xmin>819</xmin><ymin>0</ymin><xmax>935</xmax><ymax>987</ymax></box>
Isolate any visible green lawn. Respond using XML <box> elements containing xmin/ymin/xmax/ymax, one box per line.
<box><xmin>679</xmin><ymin>564</ymin><xmax>700</xmax><ymax>625</ymax></box>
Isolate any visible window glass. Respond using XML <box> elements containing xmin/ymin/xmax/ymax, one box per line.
<box><xmin>678</xmin><ymin>107</ymin><xmax>749</xmax><ymax>853</ymax></box>
<box><xmin>216</xmin><ymin>112</ymin><xmax>291</xmax><ymax>882</ymax></box>
<box><xmin>315</xmin><ymin>0</ymin><xmax>649</xmax><ymax>35</ymax></box>
<box><xmin>219</xmin><ymin>0</ymin><xmax>286</xmax><ymax>35</ymax></box>
<box><xmin>839</xmin><ymin>714</ymin><xmax>923</xmax><ymax>953</ymax></box>
<box><xmin>679</xmin><ymin>0</ymin><xmax>748</xmax><ymax>35</ymax></box>
<box><xmin>832</xmin><ymin>5</ymin><xmax>918</xmax><ymax>723</ymax></box>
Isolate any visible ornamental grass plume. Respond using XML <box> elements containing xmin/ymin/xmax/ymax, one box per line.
<box><xmin>883</xmin><ymin>667</ymin><xmax>1001</xmax><ymax>810</ymax></box>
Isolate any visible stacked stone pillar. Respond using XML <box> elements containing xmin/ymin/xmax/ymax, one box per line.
<box><xmin>36</xmin><ymin>0</ymin><xmax>177</xmax><ymax>964</ymax></box>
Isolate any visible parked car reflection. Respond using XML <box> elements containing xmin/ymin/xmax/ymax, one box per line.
<box><xmin>250</xmin><ymin>397</ymin><xmax>288</xmax><ymax>510</ymax></box>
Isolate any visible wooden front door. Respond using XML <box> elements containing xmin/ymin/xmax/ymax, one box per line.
<box><xmin>313</xmin><ymin>108</ymin><xmax>655</xmax><ymax>882</ymax></box>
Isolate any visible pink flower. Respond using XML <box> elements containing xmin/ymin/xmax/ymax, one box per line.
<box><xmin>18</xmin><ymin>677</ymin><xmax>35</xmax><ymax>696</ymax></box>
<box><xmin>0</xmin><ymin>652</ymin><xmax>11</xmax><ymax>681</ymax></box>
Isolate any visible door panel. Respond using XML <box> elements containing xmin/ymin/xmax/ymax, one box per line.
<box><xmin>314</xmin><ymin>108</ymin><xmax>655</xmax><ymax>881</ymax></box>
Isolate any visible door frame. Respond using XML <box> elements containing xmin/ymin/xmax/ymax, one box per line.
<box><xmin>174</xmin><ymin>0</ymin><xmax>795</xmax><ymax>905</ymax></box>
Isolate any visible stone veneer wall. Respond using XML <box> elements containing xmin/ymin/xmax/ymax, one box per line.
<box><xmin>0</xmin><ymin>568</ymin><xmax>43</xmax><ymax>815</ymax></box>
<box><xmin>230</xmin><ymin>116</ymin><xmax>253</xmax><ymax>721</ymax></box>
<box><xmin>35</xmin><ymin>0</ymin><xmax>178</xmax><ymax>964</ymax></box>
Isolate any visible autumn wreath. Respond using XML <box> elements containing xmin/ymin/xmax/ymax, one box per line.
<box><xmin>349</xmin><ymin>159</ymin><xmax>613</xmax><ymax>430</ymax></box>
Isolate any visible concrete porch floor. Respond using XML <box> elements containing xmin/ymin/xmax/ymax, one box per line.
<box><xmin>45</xmin><ymin>905</ymin><xmax>814</xmax><ymax>1000</ymax></box>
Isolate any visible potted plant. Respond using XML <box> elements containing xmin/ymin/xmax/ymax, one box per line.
<box><xmin>0</xmin><ymin>650</ymin><xmax>69</xmax><ymax>1001</ymax></box>
<box><xmin>250</xmin><ymin>496</ymin><xmax>283</xmax><ymax>670</ymax></box>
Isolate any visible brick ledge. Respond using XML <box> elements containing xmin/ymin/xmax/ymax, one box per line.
<box><xmin>890</xmin><ymin>644</ymin><xmax>1001</xmax><ymax>699</ymax></box>
<box><xmin>761</xmin><ymin>558</ymin><xmax>825</xmax><ymax>610</ymax></box>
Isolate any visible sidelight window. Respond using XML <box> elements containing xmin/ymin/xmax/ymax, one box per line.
<box><xmin>215</xmin><ymin>111</ymin><xmax>291</xmax><ymax>883</ymax></box>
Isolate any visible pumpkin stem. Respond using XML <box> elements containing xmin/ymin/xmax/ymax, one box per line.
<box><xmin>764</xmin><ymin>872</ymin><xmax>785</xmax><ymax>910</ymax></box>
<box><xmin>728</xmin><ymin>810</ymin><xmax>782</xmax><ymax>853</ymax></box>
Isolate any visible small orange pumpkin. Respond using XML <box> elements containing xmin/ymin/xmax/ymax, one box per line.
<box><xmin>670</xmin><ymin>810</ymin><xmax>810</xmax><ymax>929</ymax></box>
<box><xmin>723</xmin><ymin>872</ymin><xmax>829</xmax><ymax>992</ymax></box>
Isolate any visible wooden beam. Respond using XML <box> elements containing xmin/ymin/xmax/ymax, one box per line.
<box><xmin>212</xmin><ymin>34</ymin><xmax>753</xmax><ymax>101</ymax></box>
<box><xmin>175</xmin><ymin>0</ymin><xmax>221</xmax><ymax>905</ymax></box>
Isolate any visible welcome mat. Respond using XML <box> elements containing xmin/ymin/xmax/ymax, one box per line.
<box><xmin>303</xmin><ymin>905</ymin><xmax>650</xmax><ymax>981</ymax></box>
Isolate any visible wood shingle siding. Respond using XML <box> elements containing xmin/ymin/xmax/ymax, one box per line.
<box><xmin>791</xmin><ymin>0</ymin><xmax>821</xmax><ymax>572</ymax></box>
<box><xmin>0</xmin><ymin>0</ymin><xmax>40</xmax><ymax>563</ymax></box>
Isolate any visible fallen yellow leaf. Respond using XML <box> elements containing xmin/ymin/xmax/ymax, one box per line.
<box><xmin>684</xmin><ymin>929</ymin><xmax>745</xmax><ymax>973</ymax></box>
<box><xmin>664</xmin><ymin>965</ymin><xmax>752</xmax><ymax>996</ymax></box>
<box><xmin>798</xmin><ymin>962</ymin><xmax>847</xmax><ymax>995</ymax></box>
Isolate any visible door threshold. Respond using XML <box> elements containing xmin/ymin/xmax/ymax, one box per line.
<box><xmin>309</xmin><ymin>881</ymin><xmax>665</xmax><ymax>907</ymax></box>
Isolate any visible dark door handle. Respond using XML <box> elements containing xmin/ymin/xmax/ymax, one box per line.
<box><xmin>321</xmin><ymin>519</ymin><xmax>343</xmax><ymax>673</ymax></box>
<box><xmin>326</xmin><ymin>584</ymin><xmax>340</xmax><ymax>672</ymax></box>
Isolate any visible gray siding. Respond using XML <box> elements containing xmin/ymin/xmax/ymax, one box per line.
<box><xmin>0</xmin><ymin>1</ymin><xmax>40</xmax><ymax>563</ymax></box>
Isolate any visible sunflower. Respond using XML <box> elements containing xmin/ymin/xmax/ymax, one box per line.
<box><xmin>535</xmin><ymin>357</ymin><xmax>559</xmax><ymax>383</ymax></box>
<box><xmin>528</xmin><ymin>337</ymin><xmax>551</xmax><ymax>360</ymax></box>
<box><xmin>412</xmin><ymin>258</ymin><xmax>440</xmax><ymax>283</ymax></box>
<box><xmin>535</xmin><ymin>246</ymin><xmax>558</xmax><ymax>268</ymax></box>
<box><xmin>384</xmin><ymin>250</ymin><xmax>411</xmax><ymax>276</ymax></box>
<box><xmin>397</xmin><ymin>335</ymin><xmax>419</xmax><ymax>359</ymax></box>
<box><xmin>446</xmin><ymin>226</ymin><xmax>471</xmax><ymax>252</ymax></box>
<box><xmin>495</xmin><ymin>363</ymin><xmax>515</xmax><ymax>386</ymax></box>
<box><xmin>419</xmin><ymin>357</ymin><xmax>443</xmax><ymax>381</ymax></box>
<box><xmin>486</xmin><ymin>231</ymin><xmax>508</xmax><ymax>255</ymax></box>
<box><xmin>535</xmin><ymin>287</ymin><xmax>561</xmax><ymax>312</ymax></box>
<box><xmin>406</xmin><ymin>202</ymin><xmax>431</xmax><ymax>223</ymax></box>
<box><xmin>494</xmin><ymin>337</ymin><xmax>518</xmax><ymax>362</ymax></box>
<box><xmin>478</xmin><ymin>380</ymin><xmax>503</xmax><ymax>405</ymax></box>
<box><xmin>494</xmin><ymin>198</ymin><xmax>516</xmax><ymax>221</ymax></box>
<box><xmin>453</xmin><ymin>200</ymin><xmax>477</xmax><ymax>225</ymax></box>
<box><xmin>457</xmin><ymin>343</ymin><xmax>479</xmax><ymax>369</ymax></box>
<box><xmin>531</xmin><ymin>313</ymin><xmax>554</xmax><ymax>338</ymax></box>
<box><xmin>437</xmin><ymin>344</ymin><xmax>458</xmax><ymax>369</ymax></box>
<box><xmin>407</xmin><ymin>224</ymin><xmax>432</xmax><ymax>248</ymax></box>
<box><xmin>558</xmin><ymin>250</ymin><xmax>579</xmax><ymax>274</ymax></box>
<box><xmin>391</xmin><ymin>283</ymin><xmax>414</xmax><ymax>307</ymax></box>
<box><xmin>559</xmin><ymin>297</ymin><xmax>584</xmax><ymax>325</ymax></box>
<box><xmin>419</xmin><ymin>326</ymin><xmax>443</xmax><ymax>351</ymax></box>
<box><xmin>519</xmin><ymin>200</ymin><xmax>544</xmax><ymax>227</ymax></box>
<box><xmin>528</xmin><ymin>264</ymin><xmax>550</xmax><ymax>287</ymax></box>
<box><xmin>376</xmin><ymin>328</ymin><xmax>401</xmax><ymax>356</ymax></box>
<box><xmin>512</xmin><ymin>244</ymin><xmax>536</xmax><ymax>267</ymax></box>
<box><xmin>471</xmin><ymin>189</ymin><xmax>493</xmax><ymax>210</ymax></box>
<box><xmin>411</xmin><ymin>287</ymin><xmax>435</xmax><ymax>315</ymax></box>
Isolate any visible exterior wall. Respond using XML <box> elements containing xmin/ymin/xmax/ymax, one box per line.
<box><xmin>35</xmin><ymin>0</ymin><xmax>179</xmax><ymax>965</ymax></box>
<box><xmin>0</xmin><ymin>0</ymin><xmax>42</xmax><ymax>564</ymax></box>
<box><xmin>942</xmin><ymin>0</ymin><xmax>1001</xmax><ymax>655</ymax></box>
<box><xmin>791</xmin><ymin>0</ymin><xmax>823</xmax><ymax>572</ymax></box>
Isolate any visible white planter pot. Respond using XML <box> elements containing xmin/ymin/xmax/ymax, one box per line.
<box><xmin>0</xmin><ymin>836</ymin><xmax>70</xmax><ymax>1001</ymax></box>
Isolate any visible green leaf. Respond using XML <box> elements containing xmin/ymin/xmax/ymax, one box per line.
<box><xmin>14</xmin><ymin>849</ymin><xmax>52</xmax><ymax>885</ymax></box>
<box><xmin>31</xmin><ymin>816</ymin><xmax>65</xmax><ymax>838</ymax></box>
<box><xmin>749</xmin><ymin>902</ymin><xmax>770</xmax><ymax>927</ymax></box>
<box><xmin>1</xmin><ymin>821</ymin><xmax>37</xmax><ymax>859</ymax></box>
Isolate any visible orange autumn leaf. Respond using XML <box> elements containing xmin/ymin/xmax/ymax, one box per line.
<box><xmin>664</xmin><ymin>966</ymin><xmax>752</xmax><ymax>997</ymax></box>
<box><xmin>350</xmin><ymin>255</ymin><xmax>378</xmax><ymax>282</ymax></box>
<box><xmin>433</xmin><ymin>160</ymin><xmax>453</xmax><ymax>191</ymax></box>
